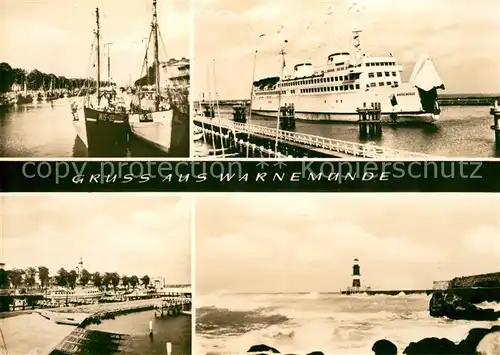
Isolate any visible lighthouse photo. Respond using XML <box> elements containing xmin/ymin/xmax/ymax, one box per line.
<box><xmin>342</xmin><ymin>258</ymin><xmax>370</xmax><ymax>294</ymax></box>
<box><xmin>195</xmin><ymin>193</ymin><xmax>500</xmax><ymax>355</ymax></box>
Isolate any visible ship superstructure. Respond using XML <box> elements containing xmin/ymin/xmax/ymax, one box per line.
<box><xmin>251</xmin><ymin>30</ymin><xmax>444</xmax><ymax>123</ymax></box>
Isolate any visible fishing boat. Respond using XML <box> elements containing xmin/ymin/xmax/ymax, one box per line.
<box><xmin>44</xmin><ymin>78</ymin><xmax>58</xmax><ymax>102</ymax></box>
<box><xmin>15</xmin><ymin>77</ymin><xmax>33</xmax><ymax>104</ymax></box>
<box><xmin>82</xmin><ymin>7</ymin><xmax>130</xmax><ymax>157</ymax></box>
<box><xmin>251</xmin><ymin>30</ymin><xmax>445</xmax><ymax>124</ymax></box>
<box><xmin>128</xmin><ymin>0</ymin><xmax>174</xmax><ymax>154</ymax></box>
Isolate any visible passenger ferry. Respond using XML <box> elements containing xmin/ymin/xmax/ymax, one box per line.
<box><xmin>251</xmin><ymin>30</ymin><xmax>445</xmax><ymax>124</ymax></box>
<box><xmin>45</xmin><ymin>287</ymin><xmax>104</xmax><ymax>302</ymax></box>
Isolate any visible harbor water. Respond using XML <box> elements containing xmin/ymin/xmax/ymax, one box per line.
<box><xmin>0</xmin><ymin>98</ymin><xmax>190</xmax><ymax>158</ymax></box>
<box><xmin>0</xmin><ymin>310</ymin><xmax>191</xmax><ymax>355</ymax></box>
<box><xmin>196</xmin><ymin>293</ymin><xmax>500</xmax><ymax>354</ymax></box>
<box><xmin>88</xmin><ymin>311</ymin><xmax>192</xmax><ymax>355</ymax></box>
<box><xmin>194</xmin><ymin>105</ymin><xmax>499</xmax><ymax>158</ymax></box>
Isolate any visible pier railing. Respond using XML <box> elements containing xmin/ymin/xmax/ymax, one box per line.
<box><xmin>194</xmin><ymin>116</ymin><xmax>432</xmax><ymax>159</ymax></box>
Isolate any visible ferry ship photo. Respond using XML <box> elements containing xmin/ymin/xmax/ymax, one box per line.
<box><xmin>252</xmin><ymin>30</ymin><xmax>445</xmax><ymax>124</ymax></box>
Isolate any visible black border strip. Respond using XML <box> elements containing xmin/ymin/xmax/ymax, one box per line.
<box><xmin>1</xmin><ymin>160</ymin><xmax>499</xmax><ymax>192</ymax></box>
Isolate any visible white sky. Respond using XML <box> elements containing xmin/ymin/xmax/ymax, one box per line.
<box><xmin>196</xmin><ymin>194</ymin><xmax>500</xmax><ymax>294</ymax></box>
<box><xmin>0</xmin><ymin>0</ymin><xmax>189</xmax><ymax>86</ymax></box>
<box><xmin>193</xmin><ymin>0</ymin><xmax>500</xmax><ymax>99</ymax></box>
<box><xmin>1</xmin><ymin>194</ymin><xmax>191</xmax><ymax>283</ymax></box>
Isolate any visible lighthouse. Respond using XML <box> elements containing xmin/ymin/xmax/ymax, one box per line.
<box><xmin>352</xmin><ymin>258</ymin><xmax>361</xmax><ymax>290</ymax></box>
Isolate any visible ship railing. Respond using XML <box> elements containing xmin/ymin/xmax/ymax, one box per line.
<box><xmin>194</xmin><ymin>116</ymin><xmax>431</xmax><ymax>159</ymax></box>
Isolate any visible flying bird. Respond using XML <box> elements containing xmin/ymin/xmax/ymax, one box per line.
<box><xmin>259</xmin><ymin>34</ymin><xmax>266</xmax><ymax>38</ymax></box>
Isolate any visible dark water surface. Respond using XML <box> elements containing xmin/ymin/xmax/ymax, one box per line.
<box><xmin>0</xmin><ymin>99</ymin><xmax>189</xmax><ymax>157</ymax></box>
<box><xmin>88</xmin><ymin>311</ymin><xmax>191</xmax><ymax>355</ymax></box>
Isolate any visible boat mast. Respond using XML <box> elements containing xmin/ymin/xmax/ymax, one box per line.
<box><xmin>246</xmin><ymin>50</ymin><xmax>258</xmax><ymax>157</ymax></box>
<box><xmin>352</xmin><ymin>29</ymin><xmax>363</xmax><ymax>65</ymax></box>
<box><xmin>152</xmin><ymin>0</ymin><xmax>160</xmax><ymax>110</ymax></box>
<box><xmin>104</xmin><ymin>43</ymin><xmax>113</xmax><ymax>85</ymax></box>
<box><xmin>274</xmin><ymin>40</ymin><xmax>287</xmax><ymax>155</ymax></box>
<box><xmin>95</xmin><ymin>7</ymin><xmax>101</xmax><ymax>106</ymax></box>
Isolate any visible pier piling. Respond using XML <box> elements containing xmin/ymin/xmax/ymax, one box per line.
<box><xmin>203</xmin><ymin>103</ymin><xmax>215</xmax><ymax>118</ymax></box>
<box><xmin>357</xmin><ymin>102</ymin><xmax>382</xmax><ymax>138</ymax></box>
<box><xmin>490</xmin><ymin>101</ymin><xmax>500</xmax><ymax>148</ymax></box>
<box><xmin>279</xmin><ymin>103</ymin><xmax>296</xmax><ymax>130</ymax></box>
<box><xmin>232</xmin><ymin>103</ymin><xmax>247</xmax><ymax>123</ymax></box>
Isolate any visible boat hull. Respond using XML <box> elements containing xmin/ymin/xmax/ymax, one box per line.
<box><xmin>72</xmin><ymin>109</ymin><xmax>88</xmax><ymax>148</ymax></box>
<box><xmin>251</xmin><ymin>84</ymin><xmax>440</xmax><ymax>124</ymax></box>
<box><xmin>84</xmin><ymin>106</ymin><xmax>130</xmax><ymax>157</ymax></box>
<box><xmin>129</xmin><ymin>109</ymin><xmax>173</xmax><ymax>154</ymax></box>
<box><xmin>251</xmin><ymin>109</ymin><xmax>439</xmax><ymax>124</ymax></box>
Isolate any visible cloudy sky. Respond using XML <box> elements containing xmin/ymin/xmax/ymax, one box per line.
<box><xmin>1</xmin><ymin>0</ymin><xmax>188</xmax><ymax>86</ymax></box>
<box><xmin>196</xmin><ymin>194</ymin><xmax>500</xmax><ymax>294</ymax></box>
<box><xmin>193</xmin><ymin>0</ymin><xmax>500</xmax><ymax>99</ymax></box>
<box><xmin>1</xmin><ymin>194</ymin><xmax>191</xmax><ymax>283</ymax></box>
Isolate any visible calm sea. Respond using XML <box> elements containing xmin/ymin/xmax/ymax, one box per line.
<box><xmin>196</xmin><ymin>293</ymin><xmax>500</xmax><ymax>354</ymax></box>
<box><xmin>194</xmin><ymin>105</ymin><xmax>499</xmax><ymax>158</ymax></box>
<box><xmin>0</xmin><ymin>98</ymin><xmax>189</xmax><ymax>158</ymax></box>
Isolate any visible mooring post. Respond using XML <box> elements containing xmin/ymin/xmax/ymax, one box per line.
<box><xmin>166</xmin><ymin>342</ymin><xmax>172</xmax><ymax>355</ymax></box>
<box><xmin>491</xmin><ymin>100</ymin><xmax>500</xmax><ymax>148</ymax></box>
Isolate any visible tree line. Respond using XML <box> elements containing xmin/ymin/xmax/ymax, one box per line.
<box><xmin>0</xmin><ymin>62</ymin><xmax>114</xmax><ymax>93</ymax></box>
<box><xmin>0</xmin><ymin>266</ymin><xmax>151</xmax><ymax>292</ymax></box>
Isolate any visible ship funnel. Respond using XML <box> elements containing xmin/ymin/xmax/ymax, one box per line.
<box><xmin>409</xmin><ymin>54</ymin><xmax>445</xmax><ymax>92</ymax></box>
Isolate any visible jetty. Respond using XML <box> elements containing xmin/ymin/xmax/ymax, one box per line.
<box><xmin>193</xmin><ymin>115</ymin><xmax>430</xmax><ymax>158</ymax></box>
<box><xmin>49</xmin><ymin>293</ymin><xmax>191</xmax><ymax>354</ymax></box>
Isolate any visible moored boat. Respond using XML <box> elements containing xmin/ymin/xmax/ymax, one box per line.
<box><xmin>82</xmin><ymin>8</ymin><xmax>130</xmax><ymax>157</ymax></box>
<box><xmin>128</xmin><ymin>0</ymin><xmax>174</xmax><ymax>155</ymax></box>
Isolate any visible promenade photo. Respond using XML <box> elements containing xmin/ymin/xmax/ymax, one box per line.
<box><xmin>196</xmin><ymin>194</ymin><xmax>500</xmax><ymax>355</ymax></box>
<box><xmin>0</xmin><ymin>194</ymin><xmax>192</xmax><ymax>354</ymax></box>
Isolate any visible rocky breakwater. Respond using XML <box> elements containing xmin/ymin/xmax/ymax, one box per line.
<box><xmin>429</xmin><ymin>291</ymin><xmax>500</xmax><ymax>321</ymax></box>
<box><xmin>243</xmin><ymin>329</ymin><xmax>500</xmax><ymax>355</ymax></box>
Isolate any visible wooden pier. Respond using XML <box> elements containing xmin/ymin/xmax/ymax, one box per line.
<box><xmin>49</xmin><ymin>293</ymin><xmax>191</xmax><ymax>354</ymax></box>
<box><xmin>193</xmin><ymin>115</ymin><xmax>432</xmax><ymax>159</ymax></box>
<box><xmin>49</xmin><ymin>329</ymin><xmax>123</xmax><ymax>355</ymax></box>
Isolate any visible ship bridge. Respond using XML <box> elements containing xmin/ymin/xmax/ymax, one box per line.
<box><xmin>293</xmin><ymin>63</ymin><xmax>313</xmax><ymax>78</ymax></box>
<box><xmin>327</xmin><ymin>52</ymin><xmax>350</xmax><ymax>66</ymax></box>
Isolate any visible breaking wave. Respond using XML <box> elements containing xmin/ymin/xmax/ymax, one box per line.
<box><xmin>196</xmin><ymin>293</ymin><xmax>499</xmax><ymax>355</ymax></box>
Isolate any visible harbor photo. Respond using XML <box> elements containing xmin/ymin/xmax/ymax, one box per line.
<box><xmin>192</xmin><ymin>0</ymin><xmax>500</xmax><ymax>158</ymax></box>
<box><xmin>0</xmin><ymin>0</ymin><xmax>190</xmax><ymax>158</ymax></box>
<box><xmin>0</xmin><ymin>194</ymin><xmax>192</xmax><ymax>354</ymax></box>
<box><xmin>195</xmin><ymin>194</ymin><xmax>500</xmax><ymax>354</ymax></box>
